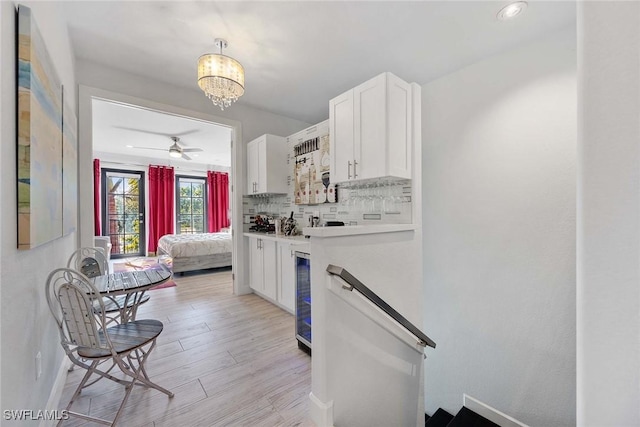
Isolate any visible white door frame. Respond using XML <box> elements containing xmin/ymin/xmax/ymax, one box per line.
<box><xmin>77</xmin><ymin>85</ymin><xmax>247</xmax><ymax>295</ymax></box>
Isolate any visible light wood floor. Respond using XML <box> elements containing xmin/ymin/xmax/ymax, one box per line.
<box><xmin>59</xmin><ymin>268</ymin><xmax>314</xmax><ymax>427</ymax></box>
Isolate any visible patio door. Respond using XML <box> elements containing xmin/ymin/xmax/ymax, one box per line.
<box><xmin>102</xmin><ymin>169</ymin><xmax>146</xmax><ymax>259</ymax></box>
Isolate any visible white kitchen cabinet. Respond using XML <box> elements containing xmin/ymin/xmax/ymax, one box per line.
<box><xmin>328</xmin><ymin>91</ymin><xmax>354</xmax><ymax>183</ymax></box>
<box><xmin>249</xmin><ymin>236</ymin><xmax>263</xmax><ymax>292</ymax></box>
<box><xmin>329</xmin><ymin>72</ymin><xmax>412</xmax><ymax>183</ymax></box>
<box><xmin>247</xmin><ymin>141</ymin><xmax>260</xmax><ymax>195</ymax></box>
<box><xmin>262</xmin><ymin>240</ymin><xmax>277</xmax><ymax>300</ymax></box>
<box><xmin>288</xmin><ymin>120</ymin><xmax>330</xmax><ymax>147</ymax></box>
<box><xmin>277</xmin><ymin>242</ymin><xmax>296</xmax><ymax>312</ymax></box>
<box><xmin>246</xmin><ymin>134</ymin><xmax>288</xmax><ymax>195</ymax></box>
<box><xmin>248</xmin><ymin>236</ymin><xmax>277</xmax><ymax>301</ymax></box>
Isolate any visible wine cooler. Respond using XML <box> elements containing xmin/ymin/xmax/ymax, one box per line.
<box><xmin>295</xmin><ymin>251</ymin><xmax>312</xmax><ymax>354</ymax></box>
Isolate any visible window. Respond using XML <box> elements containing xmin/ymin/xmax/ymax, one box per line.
<box><xmin>176</xmin><ymin>176</ymin><xmax>206</xmax><ymax>234</ymax></box>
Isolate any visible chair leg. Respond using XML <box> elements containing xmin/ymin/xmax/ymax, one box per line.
<box><xmin>66</xmin><ymin>360</ymin><xmax>98</xmax><ymax>410</ymax></box>
<box><xmin>116</xmin><ymin>342</ymin><xmax>174</xmax><ymax>398</ymax></box>
<box><xmin>82</xmin><ymin>360</ymin><xmax>118</xmax><ymax>388</ymax></box>
<box><xmin>63</xmin><ymin>358</ymin><xmax>145</xmax><ymax>426</ymax></box>
<box><xmin>110</xmin><ymin>376</ymin><xmax>137</xmax><ymax>427</ymax></box>
<box><xmin>133</xmin><ymin>349</ymin><xmax>152</xmax><ymax>381</ymax></box>
<box><xmin>61</xmin><ymin>360</ymin><xmax>113</xmax><ymax>426</ymax></box>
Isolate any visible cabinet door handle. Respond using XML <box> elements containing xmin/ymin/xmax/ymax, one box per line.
<box><xmin>348</xmin><ymin>161</ymin><xmax>352</xmax><ymax>179</ymax></box>
<box><xmin>353</xmin><ymin>160</ymin><xmax>358</xmax><ymax>178</ymax></box>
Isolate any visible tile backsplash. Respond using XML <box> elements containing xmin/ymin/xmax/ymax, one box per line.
<box><xmin>243</xmin><ymin>178</ymin><xmax>412</xmax><ymax>232</ymax></box>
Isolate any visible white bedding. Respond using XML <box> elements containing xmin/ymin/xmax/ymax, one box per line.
<box><xmin>157</xmin><ymin>232</ymin><xmax>232</xmax><ymax>258</ymax></box>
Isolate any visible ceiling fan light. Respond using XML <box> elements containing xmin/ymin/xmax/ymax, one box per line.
<box><xmin>198</xmin><ymin>39</ymin><xmax>245</xmax><ymax>111</ymax></box>
<box><xmin>169</xmin><ymin>149</ymin><xmax>182</xmax><ymax>158</ymax></box>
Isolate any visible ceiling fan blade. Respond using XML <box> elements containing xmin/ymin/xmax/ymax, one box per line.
<box><xmin>181</xmin><ymin>153</ymin><xmax>192</xmax><ymax>161</ymax></box>
<box><xmin>182</xmin><ymin>147</ymin><xmax>203</xmax><ymax>152</ymax></box>
<box><xmin>114</xmin><ymin>126</ymin><xmax>201</xmax><ymax>137</ymax></box>
<box><xmin>173</xmin><ymin>129</ymin><xmax>200</xmax><ymax>137</ymax></box>
<box><xmin>131</xmin><ymin>146</ymin><xmax>166</xmax><ymax>151</ymax></box>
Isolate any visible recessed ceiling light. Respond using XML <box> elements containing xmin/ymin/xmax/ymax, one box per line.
<box><xmin>126</xmin><ymin>145</ymin><xmax>133</xmax><ymax>148</ymax></box>
<box><xmin>497</xmin><ymin>1</ymin><xmax>527</xmax><ymax>21</ymax></box>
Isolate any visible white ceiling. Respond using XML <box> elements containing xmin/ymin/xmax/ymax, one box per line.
<box><xmin>62</xmin><ymin>1</ymin><xmax>576</xmax><ymax>165</ymax></box>
<box><xmin>92</xmin><ymin>99</ymin><xmax>232</xmax><ymax>167</ymax></box>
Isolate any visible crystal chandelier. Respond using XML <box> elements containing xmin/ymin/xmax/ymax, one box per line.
<box><xmin>197</xmin><ymin>38</ymin><xmax>245</xmax><ymax>110</ymax></box>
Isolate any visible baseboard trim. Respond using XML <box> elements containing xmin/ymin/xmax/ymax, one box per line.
<box><xmin>309</xmin><ymin>392</ymin><xmax>334</xmax><ymax>427</ymax></box>
<box><xmin>40</xmin><ymin>357</ymin><xmax>71</xmax><ymax>427</ymax></box>
<box><xmin>463</xmin><ymin>394</ymin><xmax>529</xmax><ymax>427</ymax></box>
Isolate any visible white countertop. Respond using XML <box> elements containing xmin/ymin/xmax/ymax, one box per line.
<box><xmin>243</xmin><ymin>232</ymin><xmax>309</xmax><ymax>244</ymax></box>
<box><xmin>302</xmin><ymin>224</ymin><xmax>416</xmax><ymax>238</ymax></box>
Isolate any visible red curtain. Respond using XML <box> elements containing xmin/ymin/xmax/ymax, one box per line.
<box><xmin>148</xmin><ymin>165</ymin><xmax>175</xmax><ymax>253</ymax></box>
<box><xmin>93</xmin><ymin>159</ymin><xmax>101</xmax><ymax>235</ymax></box>
<box><xmin>207</xmin><ymin>171</ymin><xmax>230</xmax><ymax>232</ymax></box>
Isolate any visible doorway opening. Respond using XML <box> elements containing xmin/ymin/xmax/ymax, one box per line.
<box><xmin>79</xmin><ymin>86</ymin><xmax>245</xmax><ymax>295</ymax></box>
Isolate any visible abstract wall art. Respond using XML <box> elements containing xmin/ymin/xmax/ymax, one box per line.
<box><xmin>62</xmin><ymin>86</ymin><xmax>78</xmax><ymax>236</ymax></box>
<box><xmin>17</xmin><ymin>5</ymin><xmax>64</xmax><ymax>249</ymax></box>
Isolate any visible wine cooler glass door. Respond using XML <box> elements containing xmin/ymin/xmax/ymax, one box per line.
<box><xmin>295</xmin><ymin>252</ymin><xmax>311</xmax><ymax>352</ymax></box>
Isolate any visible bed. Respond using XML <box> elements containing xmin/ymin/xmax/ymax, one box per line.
<box><xmin>157</xmin><ymin>232</ymin><xmax>232</xmax><ymax>273</ymax></box>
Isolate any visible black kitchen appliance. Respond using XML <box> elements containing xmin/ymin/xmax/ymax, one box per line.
<box><xmin>295</xmin><ymin>251</ymin><xmax>311</xmax><ymax>354</ymax></box>
<box><xmin>249</xmin><ymin>214</ymin><xmax>275</xmax><ymax>233</ymax></box>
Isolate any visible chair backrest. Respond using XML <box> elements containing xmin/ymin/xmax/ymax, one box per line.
<box><xmin>45</xmin><ymin>268</ymin><xmax>111</xmax><ymax>352</ymax></box>
<box><xmin>67</xmin><ymin>247</ymin><xmax>109</xmax><ymax>278</ymax></box>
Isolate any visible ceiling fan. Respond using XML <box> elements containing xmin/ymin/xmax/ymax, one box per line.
<box><xmin>131</xmin><ymin>136</ymin><xmax>203</xmax><ymax>160</ymax></box>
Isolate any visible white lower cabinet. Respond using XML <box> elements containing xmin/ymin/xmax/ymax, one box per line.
<box><xmin>277</xmin><ymin>242</ymin><xmax>296</xmax><ymax>313</ymax></box>
<box><xmin>248</xmin><ymin>237</ymin><xmax>277</xmax><ymax>301</ymax></box>
<box><xmin>248</xmin><ymin>236</ymin><xmax>300</xmax><ymax>314</ymax></box>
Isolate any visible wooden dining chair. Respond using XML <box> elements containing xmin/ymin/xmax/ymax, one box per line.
<box><xmin>46</xmin><ymin>268</ymin><xmax>173</xmax><ymax>426</ymax></box>
<box><xmin>67</xmin><ymin>247</ymin><xmax>150</xmax><ymax>319</ymax></box>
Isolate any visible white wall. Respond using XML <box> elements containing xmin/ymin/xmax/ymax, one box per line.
<box><xmin>0</xmin><ymin>0</ymin><xmax>77</xmax><ymax>421</ymax></box>
<box><xmin>422</xmin><ymin>28</ymin><xmax>576</xmax><ymax>426</ymax></box>
<box><xmin>578</xmin><ymin>2</ymin><xmax>640</xmax><ymax>425</ymax></box>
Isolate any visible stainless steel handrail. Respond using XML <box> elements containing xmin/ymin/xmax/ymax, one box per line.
<box><xmin>326</xmin><ymin>264</ymin><xmax>436</xmax><ymax>349</ymax></box>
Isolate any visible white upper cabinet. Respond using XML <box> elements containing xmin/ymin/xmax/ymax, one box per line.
<box><xmin>247</xmin><ymin>141</ymin><xmax>261</xmax><ymax>194</ymax></box>
<box><xmin>329</xmin><ymin>91</ymin><xmax>355</xmax><ymax>183</ymax></box>
<box><xmin>329</xmin><ymin>72</ymin><xmax>412</xmax><ymax>183</ymax></box>
<box><xmin>246</xmin><ymin>134</ymin><xmax>288</xmax><ymax>195</ymax></box>
<box><xmin>289</xmin><ymin>120</ymin><xmax>329</xmax><ymax>146</ymax></box>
